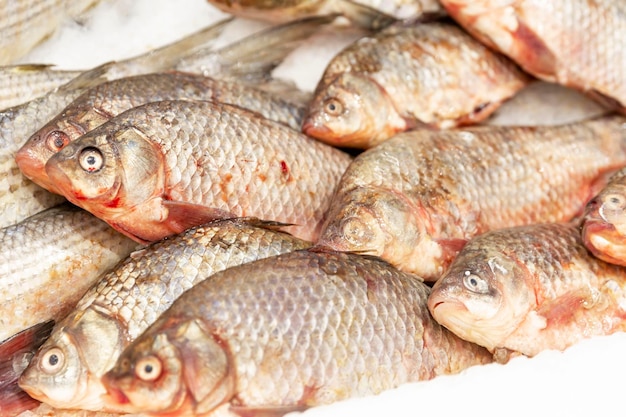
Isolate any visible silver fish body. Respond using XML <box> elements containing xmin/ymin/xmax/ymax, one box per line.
<box><xmin>101</xmin><ymin>250</ymin><xmax>492</xmax><ymax>416</ymax></box>
<box><xmin>18</xmin><ymin>218</ymin><xmax>311</xmax><ymax>412</ymax></box>
<box><xmin>0</xmin><ymin>203</ymin><xmax>138</xmax><ymax>344</ymax></box>
<box><xmin>317</xmin><ymin>116</ymin><xmax>626</xmax><ymax>281</ymax></box>
<box><xmin>45</xmin><ymin>99</ymin><xmax>353</xmax><ymax>243</ymax></box>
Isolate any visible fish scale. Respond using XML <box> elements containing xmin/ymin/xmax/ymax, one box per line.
<box><xmin>46</xmin><ymin>99</ymin><xmax>352</xmax><ymax>243</ymax></box>
<box><xmin>317</xmin><ymin>115</ymin><xmax>626</xmax><ymax>282</ymax></box>
<box><xmin>18</xmin><ymin>218</ymin><xmax>312</xmax><ymax>412</ymax></box>
<box><xmin>429</xmin><ymin>222</ymin><xmax>626</xmax><ymax>360</ymax></box>
<box><xmin>100</xmin><ymin>250</ymin><xmax>492</xmax><ymax>416</ymax></box>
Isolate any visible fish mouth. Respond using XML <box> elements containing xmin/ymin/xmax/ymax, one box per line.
<box><xmin>581</xmin><ymin>219</ymin><xmax>626</xmax><ymax>266</ymax></box>
<box><xmin>302</xmin><ymin>118</ymin><xmax>332</xmax><ymax>140</ymax></box>
<box><xmin>101</xmin><ymin>384</ymin><xmax>131</xmax><ymax>409</ymax></box>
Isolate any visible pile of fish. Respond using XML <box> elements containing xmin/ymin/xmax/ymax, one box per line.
<box><xmin>1</xmin><ymin>0</ymin><xmax>626</xmax><ymax>416</ymax></box>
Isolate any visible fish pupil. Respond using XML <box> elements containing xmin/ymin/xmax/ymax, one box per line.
<box><xmin>48</xmin><ymin>354</ymin><xmax>58</xmax><ymax>366</ymax></box>
<box><xmin>144</xmin><ymin>364</ymin><xmax>153</xmax><ymax>373</ymax></box>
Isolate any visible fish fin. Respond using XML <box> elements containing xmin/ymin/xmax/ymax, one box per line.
<box><xmin>6</xmin><ymin>63</ymin><xmax>56</xmax><ymax>73</ymax></box>
<box><xmin>230</xmin><ymin>405</ymin><xmax>309</xmax><ymax>417</ymax></box>
<box><xmin>176</xmin><ymin>321</ymin><xmax>235</xmax><ymax>415</ymax></box>
<box><xmin>117</xmin><ymin>17</ymin><xmax>234</xmax><ymax>74</ymax></box>
<box><xmin>0</xmin><ymin>321</ymin><xmax>55</xmax><ymax>417</ymax></box>
<box><xmin>336</xmin><ymin>0</ymin><xmax>397</xmax><ymax>30</ymax></box>
<box><xmin>537</xmin><ymin>291</ymin><xmax>595</xmax><ymax>327</ymax></box>
<box><xmin>435</xmin><ymin>238</ymin><xmax>468</xmax><ymax>268</ymax></box>
<box><xmin>182</xmin><ymin>15</ymin><xmax>336</xmax><ymax>83</ymax></box>
<box><xmin>224</xmin><ymin>217</ymin><xmax>297</xmax><ymax>231</ymax></box>
<box><xmin>55</xmin><ymin>61</ymin><xmax>114</xmax><ymax>93</ymax></box>
<box><xmin>163</xmin><ymin>200</ymin><xmax>235</xmax><ymax>234</ymax></box>
<box><xmin>510</xmin><ymin>21</ymin><xmax>558</xmax><ymax>81</ymax></box>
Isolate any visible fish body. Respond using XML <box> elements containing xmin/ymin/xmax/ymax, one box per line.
<box><xmin>302</xmin><ymin>21</ymin><xmax>529</xmax><ymax>148</ymax></box>
<box><xmin>45</xmin><ymin>99</ymin><xmax>352</xmax><ymax>244</ymax></box>
<box><xmin>317</xmin><ymin>116</ymin><xmax>626</xmax><ymax>281</ymax></box>
<box><xmin>0</xmin><ymin>64</ymin><xmax>82</xmax><ymax>110</ymax></box>
<box><xmin>16</xmin><ymin>71</ymin><xmax>308</xmax><ymax>194</ymax></box>
<box><xmin>101</xmin><ymin>250</ymin><xmax>492</xmax><ymax>416</ymax></box>
<box><xmin>0</xmin><ymin>0</ymin><xmax>101</xmax><ymax>65</ymax></box>
<box><xmin>440</xmin><ymin>0</ymin><xmax>626</xmax><ymax>112</ymax></box>
<box><xmin>18</xmin><ymin>218</ymin><xmax>311</xmax><ymax>412</ymax></box>
<box><xmin>428</xmin><ymin>222</ymin><xmax>626</xmax><ymax>360</ymax></box>
<box><xmin>582</xmin><ymin>167</ymin><xmax>626</xmax><ymax>266</ymax></box>
<box><xmin>0</xmin><ymin>203</ymin><xmax>138</xmax><ymax>343</ymax></box>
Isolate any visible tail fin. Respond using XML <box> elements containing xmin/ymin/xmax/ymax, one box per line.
<box><xmin>176</xmin><ymin>15</ymin><xmax>336</xmax><ymax>83</ymax></box>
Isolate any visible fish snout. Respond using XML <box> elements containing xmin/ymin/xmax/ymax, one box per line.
<box><xmin>302</xmin><ymin>116</ymin><xmax>333</xmax><ymax>141</ymax></box>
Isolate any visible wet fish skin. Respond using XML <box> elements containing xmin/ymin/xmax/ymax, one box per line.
<box><xmin>582</xmin><ymin>167</ymin><xmax>626</xmax><ymax>266</ymax></box>
<box><xmin>316</xmin><ymin>116</ymin><xmax>626</xmax><ymax>281</ymax></box>
<box><xmin>0</xmin><ymin>203</ymin><xmax>138</xmax><ymax>344</ymax></box>
<box><xmin>0</xmin><ymin>0</ymin><xmax>101</xmax><ymax>65</ymax></box>
<box><xmin>0</xmin><ymin>64</ymin><xmax>82</xmax><ymax>111</ymax></box>
<box><xmin>45</xmin><ymin>99</ymin><xmax>353</xmax><ymax>244</ymax></box>
<box><xmin>101</xmin><ymin>250</ymin><xmax>492</xmax><ymax>416</ymax></box>
<box><xmin>16</xmin><ymin>71</ymin><xmax>307</xmax><ymax>194</ymax></box>
<box><xmin>302</xmin><ymin>21</ymin><xmax>530</xmax><ymax>148</ymax></box>
<box><xmin>428</xmin><ymin>222</ymin><xmax>626</xmax><ymax>360</ymax></box>
<box><xmin>440</xmin><ymin>0</ymin><xmax>626</xmax><ymax>113</ymax></box>
<box><xmin>18</xmin><ymin>218</ymin><xmax>311</xmax><ymax>412</ymax></box>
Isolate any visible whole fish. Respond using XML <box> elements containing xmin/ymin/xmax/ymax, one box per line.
<box><xmin>428</xmin><ymin>222</ymin><xmax>626</xmax><ymax>362</ymax></box>
<box><xmin>0</xmin><ymin>321</ymin><xmax>53</xmax><ymax>417</ymax></box>
<box><xmin>45</xmin><ymin>99</ymin><xmax>353</xmax><ymax>244</ymax></box>
<box><xmin>0</xmin><ymin>203</ymin><xmax>138</xmax><ymax>343</ymax></box>
<box><xmin>582</xmin><ymin>167</ymin><xmax>626</xmax><ymax>266</ymax></box>
<box><xmin>0</xmin><ymin>0</ymin><xmax>101</xmax><ymax>65</ymax></box>
<box><xmin>16</xmin><ymin>71</ymin><xmax>308</xmax><ymax>195</ymax></box>
<box><xmin>18</xmin><ymin>217</ymin><xmax>311</xmax><ymax>412</ymax></box>
<box><xmin>440</xmin><ymin>0</ymin><xmax>626</xmax><ymax>113</ymax></box>
<box><xmin>100</xmin><ymin>250</ymin><xmax>492</xmax><ymax>416</ymax></box>
<box><xmin>0</xmin><ymin>65</ymin><xmax>81</xmax><ymax>111</ymax></box>
<box><xmin>302</xmin><ymin>21</ymin><xmax>530</xmax><ymax>148</ymax></box>
<box><xmin>316</xmin><ymin>115</ymin><xmax>626</xmax><ymax>282</ymax></box>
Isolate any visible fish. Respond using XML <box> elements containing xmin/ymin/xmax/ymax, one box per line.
<box><xmin>0</xmin><ymin>64</ymin><xmax>81</xmax><ymax>111</ymax></box>
<box><xmin>16</xmin><ymin>71</ymin><xmax>309</xmax><ymax>195</ymax></box>
<box><xmin>0</xmin><ymin>0</ymin><xmax>101</xmax><ymax>65</ymax></box>
<box><xmin>0</xmin><ymin>321</ymin><xmax>53</xmax><ymax>417</ymax></box>
<box><xmin>428</xmin><ymin>222</ymin><xmax>626</xmax><ymax>362</ymax></box>
<box><xmin>45</xmin><ymin>99</ymin><xmax>353</xmax><ymax>244</ymax></box>
<box><xmin>100</xmin><ymin>249</ymin><xmax>492</xmax><ymax>416</ymax></box>
<box><xmin>0</xmin><ymin>203</ymin><xmax>138</xmax><ymax>343</ymax></box>
<box><xmin>18</xmin><ymin>217</ymin><xmax>311</xmax><ymax>412</ymax></box>
<box><xmin>0</xmin><ymin>17</ymin><xmax>235</xmax><ymax>228</ymax></box>
<box><xmin>302</xmin><ymin>21</ymin><xmax>530</xmax><ymax>149</ymax></box>
<box><xmin>582</xmin><ymin>166</ymin><xmax>626</xmax><ymax>266</ymax></box>
<box><xmin>202</xmin><ymin>0</ymin><xmax>406</xmax><ymax>29</ymax></box>
<box><xmin>316</xmin><ymin>115</ymin><xmax>626</xmax><ymax>282</ymax></box>
<box><xmin>439</xmin><ymin>0</ymin><xmax>626</xmax><ymax>113</ymax></box>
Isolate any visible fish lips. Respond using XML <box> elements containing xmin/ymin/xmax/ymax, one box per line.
<box><xmin>15</xmin><ymin>146</ymin><xmax>60</xmax><ymax>194</ymax></box>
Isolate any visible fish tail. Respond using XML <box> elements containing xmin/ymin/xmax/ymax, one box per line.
<box><xmin>336</xmin><ymin>0</ymin><xmax>397</xmax><ymax>30</ymax></box>
<box><xmin>114</xmin><ymin>16</ymin><xmax>234</xmax><ymax>74</ymax></box>
<box><xmin>184</xmin><ymin>15</ymin><xmax>337</xmax><ymax>83</ymax></box>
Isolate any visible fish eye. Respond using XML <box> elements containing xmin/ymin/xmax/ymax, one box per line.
<box><xmin>78</xmin><ymin>147</ymin><xmax>104</xmax><ymax>173</ymax></box>
<box><xmin>45</xmin><ymin>131</ymin><xmax>71</xmax><ymax>152</ymax></box>
<box><xmin>135</xmin><ymin>355</ymin><xmax>162</xmax><ymax>382</ymax></box>
<box><xmin>603</xmin><ymin>193</ymin><xmax>626</xmax><ymax>211</ymax></box>
<box><xmin>462</xmin><ymin>270</ymin><xmax>489</xmax><ymax>294</ymax></box>
<box><xmin>40</xmin><ymin>347</ymin><xmax>64</xmax><ymax>374</ymax></box>
<box><xmin>324</xmin><ymin>98</ymin><xmax>344</xmax><ymax>117</ymax></box>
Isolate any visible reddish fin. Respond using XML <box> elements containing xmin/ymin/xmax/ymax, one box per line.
<box><xmin>0</xmin><ymin>320</ymin><xmax>54</xmax><ymax>416</ymax></box>
<box><xmin>537</xmin><ymin>291</ymin><xmax>593</xmax><ymax>326</ymax></box>
<box><xmin>436</xmin><ymin>238</ymin><xmax>468</xmax><ymax>269</ymax></box>
<box><xmin>511</xmin><ymin>21</ymin><xmax>558</xmax><ymax>80</ymax></box>
<box><xmin>163</xmin><ymin>200</ymin><xmax>236</xmax><ymax>235</ymax></box>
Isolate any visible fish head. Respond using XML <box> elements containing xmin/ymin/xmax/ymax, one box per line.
<box><xmin>582</xmin><ymin>184</ymin><xmax>626</xmax><ymax>265</ymax></box>
<box><xmin>44</xmin><ymin>125</ymin><xmax>164</xmax><ymax>220</ymax></box>
<box><xmin>303</xmin><ymin>73</ymin><xmax>402</xmax><ymax>148</ymax></box>
<box><xmin>18</xmin><ymin>309</ymin><xmax>125</xmax><ymax>411</ymax></box>
<box><xmin>428</xmin><ymin>245</ymin><xmax>534</xmax><ymax>351</ymax></box>
<box><xmin>102</xmin><ymin>318</ymin><xmax>234</xmax><ymax>415</ymax></box>
<box><xmin>317</xmin><ymin>186</ymin><xmax>427</xmax><ymax>275</ymax></box>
